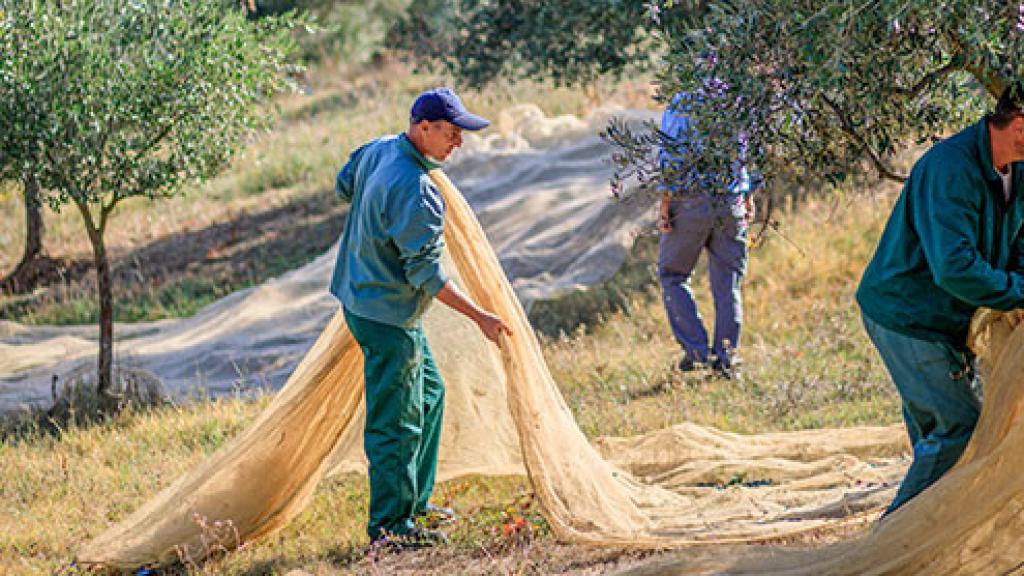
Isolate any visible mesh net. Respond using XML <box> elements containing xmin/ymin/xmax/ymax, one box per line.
<box><xmin>617</xmin><ymin>310</ymin><xmax>1024</xmax><ymax>575</ymax></box>
<box><xmin>82</xmin><ymin>171</ymin><xmax>976</xmax><ymax>571</ymax></box>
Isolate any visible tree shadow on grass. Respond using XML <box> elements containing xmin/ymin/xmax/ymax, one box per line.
<box><xmin>225</xmin><ymin>542</ymin><xmax>365</xmax><ymax>576</ymax></box>
<box><xmin>0</xmin><ymin>190</ymin><xmax>349</xmax><ymax>323</ymax></box>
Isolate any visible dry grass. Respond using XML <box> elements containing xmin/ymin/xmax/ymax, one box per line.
<box><xmin>0</xmin><ymin>395</ymin><xmax>648</xmax><ymax>575</ymax></box>
<box><xmin>0</xmin><ymin>181</ymin><xmax>904</xmax><ymax>575</ymax></box>
<box><xmin>0</xmin><ymin>64</ymin><xmax>907</xmax><ymax>575</ymax></box>
<box><xmin>546</xmin><ymin>187</ymin><xmax>901</xmax><ymax>438</ymax></box>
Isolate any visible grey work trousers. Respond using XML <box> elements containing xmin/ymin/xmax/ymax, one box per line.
<box><xmin>658</xmin><ymin>194</ymin><xmax>749</xmax><ymax>365</ymax></box>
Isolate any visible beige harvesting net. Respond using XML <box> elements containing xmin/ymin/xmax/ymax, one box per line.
<box><xmin>615</xmin><ymin>310</ymin><xmax>1024</xmax><ymax>575</ymax></box>
<box><xmin>81</xmin><ymin>171</ymin><xmax>1013</xmax><ymax>574</ymax></box>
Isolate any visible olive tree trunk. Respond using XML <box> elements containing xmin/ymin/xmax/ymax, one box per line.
<box><xmin>77</xmin><ymin>200</ymin><xmax>114</xmax><ymax>395</ymax></box>
<box><xmin>1</xmin><ymin>174</ymin><xmax>44</xmax><ymax>293</ymax></box>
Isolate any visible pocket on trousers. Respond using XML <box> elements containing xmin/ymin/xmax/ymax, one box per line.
<box><xmin>913</xmin><ymin>345</ymin><xmax>973</xmax><ymax>383</ymax></box>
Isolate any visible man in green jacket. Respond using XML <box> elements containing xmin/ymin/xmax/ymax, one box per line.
<box><xmin>857</xmin><ymin>87</ymin><xmax>1024</xmax><ymax>516</ymax></box>
<box><xmin>330</xmin><ymin>87</ymin><xmax>511</xmax><ymax>547</ymax></box>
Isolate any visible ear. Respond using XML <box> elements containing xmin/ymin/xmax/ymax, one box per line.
<box><xmin>1013</xmin><ymin>116</ymin><xmax>1024</xmax><ymax>133</ymax></box>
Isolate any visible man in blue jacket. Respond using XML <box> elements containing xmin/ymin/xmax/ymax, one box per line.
<box><xmin>857</xmin><ymin>87</ymin><xmax>1024</xmax><ymax>516</ymax></box>
<box><xmin>330</xmin><ymin>87</ymin><xmax>511</xmax><ymax>547</ymax></box>
<box><xmin>657</xmin><ymin>91</ymin><xmax>759</xmax><ymax>378</ymax></box>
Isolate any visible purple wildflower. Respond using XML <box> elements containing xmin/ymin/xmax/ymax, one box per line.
<box><xmin>646</xmin><ymin>1</ymin><xmax>661</xmax><ymax>25</ymax></box>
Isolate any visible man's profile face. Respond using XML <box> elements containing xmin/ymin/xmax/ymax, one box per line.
<box><xmin>420</xmin><ymin>120</ymin><xmax>463</xmax><ymax>162</ymax></box>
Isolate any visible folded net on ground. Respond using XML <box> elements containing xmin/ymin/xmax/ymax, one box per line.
<box><xmin>82</xmin><ymin>172</ymin><xmax>945</xmax><ymax>571</ymax></box>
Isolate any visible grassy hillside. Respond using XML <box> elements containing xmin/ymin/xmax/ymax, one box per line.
<box><xmin>0</xmin><ymin>47</ymin><xmax>909</xmax><ymax>573</ymax></box>
<box><xmin>0</xmin><ymin>178</ymin><xmax>902</xmax><ymax>574</ymax></box>
<box><xmin>0</xmin><ymin>65</ymin><xmax>649</xmax><ymax>325</ymax></box>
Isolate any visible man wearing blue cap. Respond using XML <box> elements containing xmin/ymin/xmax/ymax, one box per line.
<box><xmin>330</xmin><ymin>87</ymin><xmax>510</xmax><ymax>548</ymax></box>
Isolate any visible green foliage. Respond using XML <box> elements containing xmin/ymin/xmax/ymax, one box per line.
<box><xmin>393</xmin><ymin>0</ymin><xmax>657</xmax><ymax>87</ymax></box>
<box><xmin>241</xmin><ymin>0</ymin><xmax>414</xmax><ymax>65</ymax></box>
<box><xmin>423</xmin><ymin>0</ymin><xmax>1024</xmax><ymax>197</ymax></box>
<box><xmin>609</xmin><ymin>0</ymin><xmax>1022</xmax><ymax>197</ymax></box>
<box><xmin>296</xmin><ymin>0</ymin><xmax>410</xmax><ymax>65</ymax></box>
<box><xmin>0</xmin><ymin>0</ymin><xmax>300</xmax><ymax>391</ymax></box>
<box><xmin>0</xmin><ymin>0</ymin><xmax>299</xmax><ymax>217</ymax></box>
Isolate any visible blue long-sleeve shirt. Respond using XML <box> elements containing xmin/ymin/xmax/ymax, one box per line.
<box><xmin>659</xmin><ymin>92</ymin><xmax>760</xmax><ymax>197</ymax></box>
<box><xmin>329</xmin><ymin>133</ymin><xmax>449</xmax><ymax>327</ymax></box>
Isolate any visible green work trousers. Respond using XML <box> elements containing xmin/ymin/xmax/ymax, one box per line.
<box><xmin>862</xmin><ymin>313</ymin><xmax>981</xmax><ymax>516</ymax></box>
<box><xmin>344</xmin><ymin>308</ymin><xmax>445</xmax><ymax>540</ymax></box>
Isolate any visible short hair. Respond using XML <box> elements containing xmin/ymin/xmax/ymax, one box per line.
<box><xmin>991</xmin><ymin>85</ymin><xmax>1024</xmax><ymax>129</ymax></box>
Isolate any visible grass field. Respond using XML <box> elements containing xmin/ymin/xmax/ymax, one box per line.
<box><xmin>0</xmin><ymin>64</ymin><xmax>650</xmax><ymax>325</ymax></box>
<box><xmin>0</xmin><ymin>66</ymin><xmax>904</xmax><ymax>575</ymax></box>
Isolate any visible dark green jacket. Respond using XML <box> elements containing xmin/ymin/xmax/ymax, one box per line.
<box><xmin>857</xmin><ymin>117</ymin><xmax>1024</xmax><ymax>345</ymax></box>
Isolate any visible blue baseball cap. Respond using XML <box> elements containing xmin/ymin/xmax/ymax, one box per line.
<box><xmin>410</xmin><ymin>87</ymin><xmax>490</xmax><ymax>131</ymax></box>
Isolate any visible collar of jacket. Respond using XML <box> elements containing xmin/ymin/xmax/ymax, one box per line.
<box><xmin>398</xmin><ymin>132</ymin><xmax>443</xmax><ymax>172</ymax></box>
<box><xmin>976</xmin><ymin>116</ymin><xmax>1004</xmax><ymax>185</ymax></box>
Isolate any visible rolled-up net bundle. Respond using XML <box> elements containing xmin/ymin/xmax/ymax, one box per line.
<box><xmin>630</xmin><ymin>311</ymin><xmax>1024</xmax><ymax>575</ymax></box>
<box><xmin>80</xmin><ymin>171</ymin><xmax>919</xmax><ymax>569</ymax></box>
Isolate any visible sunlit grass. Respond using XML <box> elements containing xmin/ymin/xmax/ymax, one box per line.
<box><xmin>0</xmin><ymin>58</ymin><xmax>908</xmax><ymax>574</ymax></box>
<box><xmin>544</xmin><ymin>190</ymin><xmax>901</xmax><ymax>437</ymax></box>
<box><xmin>0</xmin><ymin>182</ymin><xmax>904</xmax><ymax>574</ymax></box>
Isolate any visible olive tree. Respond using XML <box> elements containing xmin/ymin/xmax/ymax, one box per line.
<box><xmin>0</xmin><ymin>14</ymin><xmax>46</xmax><ymax>294</ymax></box>
<box><xmin>0</xmin><ymin>0</ymin><xmax>299</xmax><ymax>394</ymax></box>
<box><xmin>405</xmin><ymin>1</ymin><xmax>1024</xmax><ymax>197</ymax></box>
<box><xmin>393</xmin><ymin>0</ymin><xmax>658</xmax><ymax>88</ymax></box>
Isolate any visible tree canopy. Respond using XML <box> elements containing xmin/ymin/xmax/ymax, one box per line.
<box><xmin>404</xmin><ymin>0</ymin><xmax>1024</xmax><ymax>196</ymax></box>
<box><xmin>0</xmin><ymin>0</ymin><xmax>299</xmax><ymax>393</ymax></box>
<box><xmin>394</xmin><ymin>0</ymin><xmax>657</xmax><ymax>87</ymax></box>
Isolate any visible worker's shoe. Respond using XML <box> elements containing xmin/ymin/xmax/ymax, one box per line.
<box><xmin>675</xmin><ymin>357</ymin><xmax>705</xmax><ymax>373</ymax></box>
<box><xmin>369</xmin><ymin>526</ymin><xmax>448</xmax><ymax>553</ymax></box>
<box><xmin>711</xmin><ymin>357</ymin><xmax>741</xmax><ymax>380</ymax></box>
<box><xmin>416</xmin><ymin>504</ymin><xmax>457</xmax><ymax>527</ymax></box>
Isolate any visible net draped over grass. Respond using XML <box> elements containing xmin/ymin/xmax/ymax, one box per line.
<box><xmin>62</xmin><ymin>173</ymin><xmax>908</xmax><ymax>571</ymax></box>
<box><xmin>1</xmin><ymin>169</ymin><xmax>908</xmax><ymax>576</ymax></box>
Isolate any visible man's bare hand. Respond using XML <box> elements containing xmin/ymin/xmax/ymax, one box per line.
<box><xmin>658</xmin><ymin>195</ymin><xmax>673</xmax><ymax>234</ymax></box>
<box><xmin>436</xmin><ymin>282</ymin><xmax>512</xmax><ymax>345</ymax></box>
<box><xmin>476</xmin><ymin>311</ymin><xmax>512</xmax><ymax>345</ymax></box>
<box><xmin>744</xmin><ymin>196</ymin><xmax>756</xmax><ymax>225</ymax></box>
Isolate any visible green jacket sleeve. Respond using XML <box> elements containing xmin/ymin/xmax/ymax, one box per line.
<box><xmin>388</xmin><ymin>176</ymin><xmax>449</xmax><ymax>297</ymax></box>
<box><xmin>914</xmin><ymin>160</ymin><xmax>1024</xmax><ymax>311</ymax></box>
<box><xmin>335</xmin><ymin>143</ymin><xmax>369</xmax><ymax>203</ymax></box>
<box><xmin>1014</xmin><ymin>233</ymin><xmax>1024</xmax><ymax>272</ymax></box>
